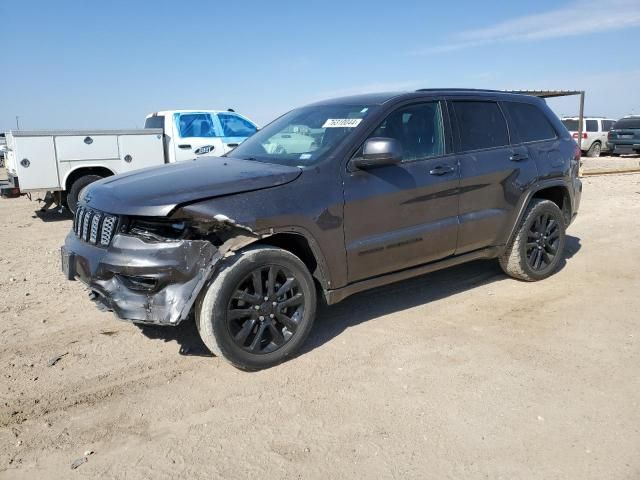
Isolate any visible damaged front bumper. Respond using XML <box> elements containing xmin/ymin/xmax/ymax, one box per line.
<box><xmin>62</xmin><ymin>231</ymin><xmax>222</xmax><ymax>325</ymax></box>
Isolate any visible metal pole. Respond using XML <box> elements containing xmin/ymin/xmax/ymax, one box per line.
<box><xmin>15</xmin><ymin>116</ymin><xmax>20</xmax><ymax>130</ymax></box>
<box><xmin>577</xmin><ymin>91</ymin><xmax>585</xmax><ymax>151</ymax></box>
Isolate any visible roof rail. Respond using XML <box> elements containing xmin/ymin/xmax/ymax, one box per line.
<box><xmin>415</xmin><ymin>88</ymin><xmax>504</xmax><ymax>93</ymax></box>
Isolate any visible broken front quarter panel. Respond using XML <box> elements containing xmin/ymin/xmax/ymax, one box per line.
<box><xmin>66</xmin><ymin>166</ymin><xmax>346</xmax><ymax>326</ymax></box>
<box><xmin>64</xmin><ymin>231</ymin><xmax>221</xmax><ymax>325</ymax></box>
<box><xmin>172</xmin><ymin>167</ymin><xmax>347</xmax><ymax>291</ymax></box>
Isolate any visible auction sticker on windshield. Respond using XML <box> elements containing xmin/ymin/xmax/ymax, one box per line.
<box><xmin>322</xmin><ymin>118</ymin><xmax>363</xmax><ymax>128</ymax></box>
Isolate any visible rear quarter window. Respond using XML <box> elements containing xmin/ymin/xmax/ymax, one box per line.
<box><xmin>144</xmin><ymin>116</ymin><xmax>164</xmax><ymax>129</ymax></box>
<box><xmin>562</xmin><ymin>119</ymin><xmax>578</xmax><ymax>131</ymax></box>
<box><xmin>504</xmin><ymin>102</ymin><xmax>557</xmax><ymax>143</ymax></box>
<box><xmin>452</xmin><ymin>101</ymin><xmax>509</xmax><ymax>151</ymax></box>
<box><xmin>601</xmin><ymin>120</ymin><xmax>615</xmax><ymax>131</ymax></box>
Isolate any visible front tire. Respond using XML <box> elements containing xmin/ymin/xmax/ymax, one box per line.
<box><xmin>499</xmin><ymin>199</ymin><xmax>566</xmax><ymax>281</ymax></box>
<box><xmin>196</xmin><ymin>246</ymin><xmax>317</xmax><ymax>370</ymax></box>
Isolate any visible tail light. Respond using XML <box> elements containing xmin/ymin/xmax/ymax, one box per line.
<box><xmin>608</xmin><ymin>131</ymin><xmax>614</xmax><ymax>139</ymax></box>
<box><xmin>574</xmin><ymin>143</ymin><xmax>581</xmax><ymax>160</ymax></box>
<box><xmin>572</xmin><ymin>132</ymin><xmax>588</xmax><ymax>139</ymax></box>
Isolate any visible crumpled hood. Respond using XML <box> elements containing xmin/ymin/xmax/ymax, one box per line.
<box><xmin>79</xmin><ymin>157</ymin><xmax>302</xmax><ymax>216</ymax></box>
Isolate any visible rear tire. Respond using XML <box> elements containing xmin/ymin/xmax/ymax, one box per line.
<box><xmin>586</xmin><ymin>141</ymin><xmax>601</xmax><ymax>157</ymax></box>
<box><xmin>66</xmin><ymin>175</ymin><xmax>103</xmax><ymax>214</ymax></box>
<box><xmin>499</xmin><ymin>199</ymin><xmax>566</xmax><ymax>282</ymax></box>
<box><xmin>196</xmin><ymin>246</ymin><xmax>317</xmax><ymax>370</ymax></box>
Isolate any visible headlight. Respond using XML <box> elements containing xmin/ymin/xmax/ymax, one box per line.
<box><xmin>126</xmin><ymin>218</ymin><xmax>189</xmax><ymax>242</ymax></box>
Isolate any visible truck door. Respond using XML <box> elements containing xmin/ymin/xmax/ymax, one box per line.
<box><xmin>172</xmin><ymin>112</ymin><xmax>225</xmax><ymax>162</ymax></box>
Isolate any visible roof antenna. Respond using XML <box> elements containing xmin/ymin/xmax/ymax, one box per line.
<box><xmin>227</xmin><ymin>108</ymin><xmax>235</xmax><ymax>112</ymax></box>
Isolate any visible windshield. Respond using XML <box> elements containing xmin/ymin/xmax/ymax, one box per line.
<box><xmin>561</xmin><ymin>119</ymin><xmax>579</xmax><ymax>131</ymax></box>
<box><xmin>226</xmin><ymin>104</ymin><xmax>378</xmax><ymax>166</ymax></box>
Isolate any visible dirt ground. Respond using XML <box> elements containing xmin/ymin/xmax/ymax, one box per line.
<box><xmin>581</xmin><ymin>154</ymin><xmax>640</xmax><ymax>174</ymax></box>
<box><xmin>1</xmin><ymin>171</ymin><xmax>639</xmax><ymax>480</ymax></box>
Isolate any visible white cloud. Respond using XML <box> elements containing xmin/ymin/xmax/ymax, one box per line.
<box><xmin>410</xmin><ymin>0</ymin><xmax>640</xmax><ymax>55</ymax></box>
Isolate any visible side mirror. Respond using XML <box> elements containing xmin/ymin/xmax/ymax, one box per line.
<box><xmin>351</xmin><ymin>137</ymin><xmax>402</xmax><ymax>169</ymax></box>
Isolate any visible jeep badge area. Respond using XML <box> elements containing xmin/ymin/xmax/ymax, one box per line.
<box><xmin>62</xmin><ymin>90</ymin><xmax>582</xmax><ymax>370</ymax></box>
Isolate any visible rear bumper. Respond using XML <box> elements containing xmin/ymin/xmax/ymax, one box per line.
<box><xmin>62</xmin><ymin>231</ymin><xmax>222</xmax><ymax>325</ymax></box>
<box><xmin>607</xmin><ymin>142</ymin><xmax>640</xmax><ymax>154</ymax></box>
<box><xmin>0</xmin><ymin>173</ymin><xmax>21</xmax><ymax>198</ymax></box>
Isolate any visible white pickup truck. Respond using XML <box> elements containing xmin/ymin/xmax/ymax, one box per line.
<box><xmin>1</xmin><ymin>109</ymin><xmax>258</xmax><ymax>212</ymax></box>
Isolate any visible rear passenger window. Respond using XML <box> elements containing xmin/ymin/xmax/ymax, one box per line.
<box><xmin>586</xmin><ymin>120</ymin><xmax>598</xmax><ymax>132</ymax></box>
<box><xmin>504</xmin><ymin>102</ymin><xmax>557</xmax><ymax>143</ymax></box>
<box><xmin>453</xmin><ymin>101</ymin><xmax>509</xmax><ymax>151</ymax></box>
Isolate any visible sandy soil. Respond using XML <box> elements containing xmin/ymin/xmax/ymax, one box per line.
<box><xmin>1</xmin><ymin>172</ymin><xmax>639</xmax><ymax>479</ymax></box>
<box><xmin>581</xmin><ymin>154</ymin><xmax>640</xmax><ymax>174</ymax></box>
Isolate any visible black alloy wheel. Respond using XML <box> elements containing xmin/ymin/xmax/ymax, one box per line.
<box><xmin>526</xmin><ymin>213</ymin><xmax>561</xmax><ymax>271</ymax></box>
<box><xmin>226</xmin><ymin>265</ymin><xmax>305</xmax><ymax>354</ymax></box>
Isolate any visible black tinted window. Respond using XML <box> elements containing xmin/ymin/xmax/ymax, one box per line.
<box><xmin>613</xmin><ymin>117</ymin><xmax>640</xmax><ymax>129</ymax></box>
<box><xmin>453</xmin><ymin>101</ymin><xmax>509</xmax><ymax>151</ymax></box>
<box><xmin>504</xmin><ymin>102</ymin><xmax>557</xmax><ymax>143</ymax></box>
<box><xmin>562</xmin><ymin>119</ymin><xmax>578</xmax><ymax>131</ymax></box>
<box><xmin>144</xmin><ymin>116</ymin><xmax>164</xmax><ymax>129</ymax></box>
<box><xmin>601</xmin><ymin>120</ymin><xmax>615</xmax><ymax>131</ymax></box>
<box><xmin>586</xmin><ymin>120</ymin><xmax>598</xmax><ymax>132</ymax></box>
<box><xmin>368</xmin><ymin>102</ymin><xmax>444</xmax><ymax>161</ymax></box>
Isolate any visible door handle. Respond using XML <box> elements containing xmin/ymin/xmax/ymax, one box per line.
<box><xmin>509</xmin><ymin>153</ymin><xmax>528</xmax><ymax>162</ymax></box>
<box><xmin>178</xmin><ymin>144</ymin><xmax>192</xmax><ymax>149</ymax></box>
<box><xmin>226</xmin><ymin>143</ymin><xmax>239</xmax><ymax>148</ymax></box>
<box><xmin>429</xmin><ymin>165</ymin><xmax>455</xmax><ymax>176</ymax></box>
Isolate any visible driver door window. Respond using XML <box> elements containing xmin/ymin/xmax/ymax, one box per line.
<box><xmin>368</xmin><ymin>102</ymin><xmax>445</xmax><ymax>161</ymax></box>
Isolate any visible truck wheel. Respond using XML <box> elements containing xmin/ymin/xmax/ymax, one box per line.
<box><xmin>499</xmin><ymin>199</ymin><xmax>566</xmax><ymax>282</ymax></box>
<box><xmin>67</xmin><ymin>175</ymin><xmax>103</xmax><ymax>214</ymax></box>
<box><xmin>196</xmin><ymin>246</ymin><xmax>317</xmax><ymax>370</ymax></box>
<box><xmin>586</xmin><ymin>142</ymin><xmax>601</xmax><ymax>157</ymax></box>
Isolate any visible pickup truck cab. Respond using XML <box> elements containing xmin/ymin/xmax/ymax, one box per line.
<box><xmin>62</xmin><ymin>89</ymin><xmax>581</xmax><ymax>370</ymax></box>
<box><xmin>2</xmin><ymin>109</ymin><xmax>258</xmax><ymax>213</ymax></box>
<box><xmin>144</xmin><ymin>110</ymin><xmax>258</xmax><ymax>163</ymax></box>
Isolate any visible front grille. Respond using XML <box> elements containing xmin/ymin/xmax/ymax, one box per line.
<box><xmin>73</xmin><ymin>206</ymin><xmax>119</xmax><ymax>246</ymax></box>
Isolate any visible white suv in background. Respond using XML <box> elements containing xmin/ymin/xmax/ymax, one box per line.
<box><xmin>561</xmin><ymin>117</ymin><xmax>616</xmax><ymax>157</ymax></box>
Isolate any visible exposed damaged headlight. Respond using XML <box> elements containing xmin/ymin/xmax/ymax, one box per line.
<box><xmin>126</xmin><ymin>218</ymin><xmax>189</xmax><ymax>242</ymax></box>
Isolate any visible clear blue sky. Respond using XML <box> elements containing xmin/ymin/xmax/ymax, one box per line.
<box><xmin>2</xmin><ymin>0</ymin><xmax>639</xmax><ymax>130</ymax></box>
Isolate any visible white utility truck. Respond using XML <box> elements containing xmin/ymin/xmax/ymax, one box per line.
<box><xmin>1</xmin><ymin>109</ymin><xmax>258</xmax><ymax>213</ymax></box>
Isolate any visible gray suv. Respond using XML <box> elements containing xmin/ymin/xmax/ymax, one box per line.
<box><xmin>62</xmin><ymin>89</ymin><xmax>582</xmax><ymax>370</ymax></box>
